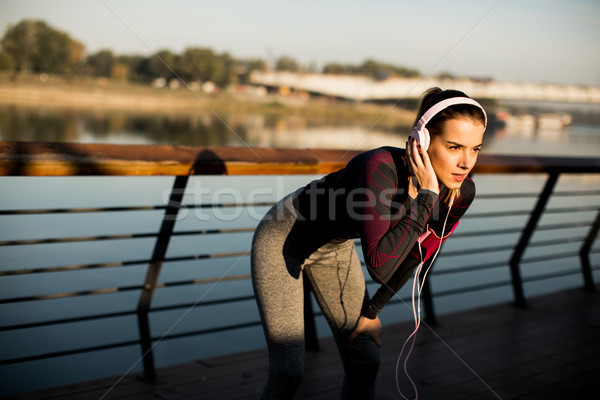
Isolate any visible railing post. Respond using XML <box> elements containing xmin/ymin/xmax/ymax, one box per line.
<box><xmin>303</xmin><ymin>273</ymin><xmax>320</xmax><ymax>352</ymax></box>
<box><xmin>136</xmin><ymin>175</ymin><xmax>189</xmax><ymax>383</ymax></box>
<box><xmin>579</xmin><ymin>208</ymin><xmax>600</xmax><ymax>292</ymax></box>
<box><xmin>509</xmin><ymin>172</ymin><xmax>559</xmax><ymax>308</ymax></box>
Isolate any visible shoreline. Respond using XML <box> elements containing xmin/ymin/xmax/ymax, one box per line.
<box><xmin>0</xmin><ymin>73</ymin><xmax>416</xmax><ymax>128</ymax></box>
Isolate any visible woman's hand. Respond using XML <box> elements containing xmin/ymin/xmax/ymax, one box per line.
<box><xmin>349</xmin><ymin>315</ymin><xmax>382</xmax><ymax>347</ymax></box>
<box><xmin>407</xmin><ymin>137</ymin><xmax>439</xmax><ymax>194</ymax></box>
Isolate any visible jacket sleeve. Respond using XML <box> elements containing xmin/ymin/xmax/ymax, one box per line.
<box><xmin>356</xmin><ymin>152</ymin><xmax>437</xmax><ymax>284</ymax></box>
<box><xmin>362</xmin><ymin>178</ymin><xmax>476</xmax><ymax>319</ymax></box>
<box><xmin>412</xmin><ymin>178</ymin><xmax>476</xmax><ymax>262</ymax></box>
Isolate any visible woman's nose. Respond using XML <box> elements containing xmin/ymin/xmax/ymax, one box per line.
<box><xmin>458</xmin><ymin>151</ymin><xmax>474</xmax><ymax>170</ymax></box>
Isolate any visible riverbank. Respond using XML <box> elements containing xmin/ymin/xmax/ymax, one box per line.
<box><xmin>0</xmin><ymin>73</ymin><xmax>416</xmax><ymax>128</ymax></box>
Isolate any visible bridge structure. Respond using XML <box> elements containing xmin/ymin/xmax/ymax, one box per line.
<box><xmin>250</xmin><ymin>71</ymin><xmax>600</xmax><ymax>103</ymax></box>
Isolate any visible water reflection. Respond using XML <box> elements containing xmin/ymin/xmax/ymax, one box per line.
<box><xmin>0</xmin><ymin>105</ymin><xmax>253</xmax><ymax>146</ymax></box>
<box><xmin>0</xmin><ymin>106</ymin><xmax>81</xmax><ymax>143</ymax></box>
<box><xmin>0</xmin><ymin>104</ymin><xmax>409</xmax><ymax>149</ymax></box>
<box><xmin>1</xmin><ymin>104</ymin><xmax>599</xmax><ymax>156</ymax></box>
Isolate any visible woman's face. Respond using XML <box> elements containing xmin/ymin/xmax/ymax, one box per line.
<box><xmin>427</xmin><ymin>118</ymin><xmax>485</xmax><ymax>190</ymax></box>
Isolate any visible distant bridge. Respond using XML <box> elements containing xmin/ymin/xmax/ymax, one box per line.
<box><xmin>250</xmin><ymin>71</ymin><xmax>600</xmax><ymax>103</ymax></box>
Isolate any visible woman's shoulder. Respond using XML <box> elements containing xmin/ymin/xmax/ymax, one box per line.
<box><xmin>367</xmin><ymin>145</ymin><xmax>406</xmax><ymax>158</ymax></box>
<box><xmin>349</xmin><ymin>146</ymin><xmax>406</xmax><ymax>168</ymax></box>
<box><xmin>459</xmin><ymin>176</ymin><xmax>476</xmax><ymax>204</ymax></box>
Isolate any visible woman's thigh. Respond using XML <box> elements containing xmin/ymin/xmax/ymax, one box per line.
<box><xmin>303</xmin><ymin>240</ymin><xmax>365</xmax><ymax>335</ymax></box>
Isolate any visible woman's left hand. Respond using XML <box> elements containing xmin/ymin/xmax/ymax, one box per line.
<box><xmin>349</xmin><ymin>315</ymin><xmax>382</xmax><ymax>347</ymax></box>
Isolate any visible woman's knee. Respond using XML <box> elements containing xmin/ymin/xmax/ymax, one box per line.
<box><xmin>341</xmin><ymin>334</ymin><xmax>381</xmax><ymax>375</ymax></box>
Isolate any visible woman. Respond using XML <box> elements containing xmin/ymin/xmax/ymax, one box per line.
<box><xmin>251</xmin><ymin>87</ymin><xmax>487</xmax><ymax>399</ymax></box>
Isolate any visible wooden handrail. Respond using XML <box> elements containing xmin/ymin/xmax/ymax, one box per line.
<box><xmin>0</xmin><ymin>141</ymin><xmax>599</xmax><ymax>176</ymax></box>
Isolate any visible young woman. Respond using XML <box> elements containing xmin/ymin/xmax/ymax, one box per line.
<box><xmin>251</xmin><ymin>87</ymin><xmax>487</xmax><ymax>399</ymax></box>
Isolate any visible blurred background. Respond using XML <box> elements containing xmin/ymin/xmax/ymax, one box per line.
<box><xmin>0</xmin><ymin>0</ymin><xmax>599</xmax><ymax>155</ymax></box>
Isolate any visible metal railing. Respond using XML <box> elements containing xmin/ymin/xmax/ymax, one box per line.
<box><xmin>0</xmin><ymin>141</ymin><xmax>598</xmax><ymax>385</ymax></box>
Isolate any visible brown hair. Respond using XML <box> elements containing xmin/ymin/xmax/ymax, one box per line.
<box><xmin>413</xmin><ymin>87</ymin><xmax>486</xmax><ymax>205</ymax></box>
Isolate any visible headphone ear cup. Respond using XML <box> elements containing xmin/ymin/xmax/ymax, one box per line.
<box><xmin>409</xmin><ymin>126</ymin><xmax>431</xmax><ymax>151</ymax></box>
<box><xmin>409</xmin><ymin>127</ymin><xmax>420</xmax><ymax>145</ymax></box>
<box><xmin>421</xmin><ymin>127</ymin><xmax>430</xmax><ymax>151</ymax></box>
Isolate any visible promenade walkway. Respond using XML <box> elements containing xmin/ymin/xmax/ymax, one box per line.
<box><xmin>4</xmin><ymin>284</ymin><xmax>598</xmax><ymax>400</ymax></box>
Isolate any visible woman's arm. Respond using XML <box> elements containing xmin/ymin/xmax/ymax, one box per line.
<box><xmin>363</xmin><ymin>179</ymin><xmax>476</xmax><ymax>319</ymax></box>
<box><xmin>356</xmin><ymin>148</ymin><xmax>438</xmax><ymax>284</ymax></box>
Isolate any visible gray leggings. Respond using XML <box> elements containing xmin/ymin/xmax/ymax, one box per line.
<box><xmin>251</xmin><ymin>193</ymin><xmax>380</xmax><ymax>399</ymax></box>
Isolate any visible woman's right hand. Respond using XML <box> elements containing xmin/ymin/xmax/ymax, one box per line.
<box><xmin>349</xmin><ymin>315</ymin><xmax>382</xmax><ymax>347</ymax></box>
<box><xmin>407</xmin><ymin>137</ymin><xmax>439</xmax><ymax>194</ymax></box>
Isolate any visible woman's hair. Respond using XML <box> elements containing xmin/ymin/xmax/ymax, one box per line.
<box><xmin>413</xmin><ymin>87</ymin><xmax>486</xmax><ymax>204</ymax></box>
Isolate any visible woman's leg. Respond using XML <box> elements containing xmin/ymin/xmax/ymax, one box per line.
<box><xmin>303</xmin><ymin>241</ymin><xmax>380</xmax><ymax>400</ymax></box>
<box><xmin>251</xmin><ymin>195</ymin><xmax>306</xmax><ymax>399</ymax></box>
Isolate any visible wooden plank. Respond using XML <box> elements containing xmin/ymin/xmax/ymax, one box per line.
<box><xmin>374</xmin><ymin>286</ymin><xmax>600</xmax><ymax>399</ymax></box>
<box><xmin>2</xmin><ymin>285</ymin><xmax>598</xmax><ymax>400</ymax></box>
<box><xmin>0</xmin><ymin>141</ymin><xmax>355</xmax><ymax>176</ymax></box>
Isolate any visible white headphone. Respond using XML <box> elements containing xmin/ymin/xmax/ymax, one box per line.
<box><xmin>409</xmin><ymin>97</ymin><xmax>487</xmax><ymax>151</ymax></box>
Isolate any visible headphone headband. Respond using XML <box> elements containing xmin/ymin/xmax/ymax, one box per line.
<box><xmin>416</xmin><ymin>97</ymin><xmax>487</xmax><ymax>130</ymax></box>
<box><xmin>410</xmin><ymin>96</ymin><xmax>487</xmax><ymax>151</ymax></box>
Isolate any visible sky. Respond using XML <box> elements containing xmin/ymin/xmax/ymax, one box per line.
<box><xmin>0</xmin><ymin>0</ymin><xmax>599</xmax><ymax>86</ymax></box>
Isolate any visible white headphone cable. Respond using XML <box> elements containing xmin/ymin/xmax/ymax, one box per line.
<box><xmin>396</xmin><ymin>195</ymin><xmax>454</xmax><ymax>399</ymax></box>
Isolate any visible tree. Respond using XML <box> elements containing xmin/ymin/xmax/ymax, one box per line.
<box><xmin>1</xmin><ymin>19</ymin><xmax>85</xmax><ymax>75</ymax></box>
<box><xmin>353</xmin><ymin>59</ymin><xmax>421</xmax><ymax>80</ymax></box>
<box><xmin>111</xmin><ymin>63</ymin><xmax>129</xmax><ymax>81</ymax></box>
<box><xmin>117</xmin><ymin>54</ymin><xmax>147</xmax><ymax>81</ymax></box>
<box><xmin>322</xmin><ymin>62</ymin><xmax>348</xmax><ymax>74</ymax></box>
<box><xmin>213</xmin><ymin>52</ymin><xmax>235</xmax><ymax>87</ymax></box>
<box><xmin>147</xmin><ymin>49</ymin><xmax>176</xmax><ymax>79</ymax></box>
<box><xmin>436</xmin><ymin>71</ymin><xmax>456</xmax><ymax>80</ymax></box>
<box><xmin>237</xmin><ymin>58</ymin><xmax>266</xmax><ymax>84</ymax></box>
<box><xmin>86</xmin><ymin>49</ymin><xmax>114</xmax><ymax>78</ymax></box>
<box><xmin>1</xmin><ymin>20</ymin><xmax>38</xmax><ymax>72</ymax></box>
<box><xmin>67</xmin><ymin>39</ymin><xmax>86</xmax><ymax>76</ymax></box>
<box><xmin>33</xmin><ymin>28</ymin><xmax>71</xmax><ymax>73</ymax></box>
<box><xmin>0</xmin><ymin>51</ymin><xmax>14</xmax><ymax>71</ymax></box>
<box><xmin>177</xmin><ymin>47</ymin><xmax>218</xmax><ymax>82</ymax></box>
<box><xmin>275</xmin><ymin>56</ymin><xmax>300</xmax><ymax>72</ymax></box>
<box><xmin>357</xmin><ymin>59</ymin><xmax>392</xmax><ymax>80</ymax></box>
<box><xmin>393</xmin><ymin>65</ymin><xmax>420</xmax><ymax>78</ymax></box>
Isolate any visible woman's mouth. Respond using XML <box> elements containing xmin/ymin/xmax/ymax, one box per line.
<box><xmin>452</xmin><ymin>173</ymin><xmax>466</xmax><ymax>182</ymax></box>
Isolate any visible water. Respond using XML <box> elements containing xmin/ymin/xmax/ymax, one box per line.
<box><xmin>0</xmin><ymin>102</ymin><xmax>600</xmax><ymax>395</ymax></box>
<box><xmin>1</xmin><ymin>101</ymin><xmax>600</xmax><ymax>157</ymax></box>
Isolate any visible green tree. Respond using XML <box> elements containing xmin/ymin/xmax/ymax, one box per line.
<box><xmin>147</xmin><ymin>49</ymin><xmax>176</xmax><ymax>79</ymax></box>
<box><xmin>237</xmin><ymin>58</ymin><xmax>266</xmax><ymax>84</ymax></box>
<box><xmin>213</xmin><ymin>52</ymin><xmax>235</xmax><ymax>87</ymax></box>
<box><xmin>117</xmin><ymin>54</ymin><xmax>147</xmax><ymax>81</ymax></box>
<box><xmin>67</xmin><ymin>39</ymin><xmax>86</xmax><ymax>75</ymax></box>
<box><xmin>393</xmin><ymin>65</ymin><xmax>420</xmax><ymax>78</ymax></box>
<box><xmin>352</xmin><ymin>59</ymin><xmax>421</xmax><ymax>80</ymax></box>
<box><xmin>86</xmin><ymin>49</ymin><xmax>114</xmax><ymax>78</ymax></box>
<box><xmin>0</xmin><ymin>51</ymin><xmax>14</xmax><ymax>70</ymax></box>
<box><xmin>1</xmin><ymin>19</ymin><xmax>85</xmax><ymax>75</ymax></box>
<box><xmin>357</xmin><ymin>59</ymin><xmax>392</xmax><ymax>80</ymax></box>
<box><xmin>32</xmin><ymin>28</ymin><xmax>71</xmax><ymax>73</ymax></box>
<box><xmin>275</xmin><ymin>55</ymin><xmax>300</xmax><ymax>72</ymax></box>
<box><xmin>176</xmin><ymin>47</ymin><xmax>219</xmax><ymax>82</ymax></box>
<box><xmin>1</xmin><ymin>20</ymin><xmax>38</xmax><ymax>72</ymax></box>
<box><xmin>322</xmin><ymin>62</ymin><xmax>348</xmax><ymax>74</ymax></box>
<box><xmin>436</xmin><ymin>71</ymin><xmax>456</xmax><ymax>80</ymax></box>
